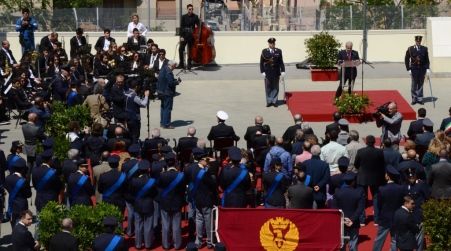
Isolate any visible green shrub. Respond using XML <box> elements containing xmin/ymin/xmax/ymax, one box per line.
<box><xmin>305</xmin><ymin>31</ymin><xmax>341</xmax><ymax>69</ymax></box>
<box><xmin>38</xmin><ymin>202</ymin><xmax>122</xmax><ymax>251</ymax></box>
<box><xmin>422</xmin><ymin>199</ymin><xmax>451</xmax><ymax>251</ymax></box>
<box><xmin>334</xmin><ymin>93</ymin><xmax>371</xmax><ymax>114</ymax></box>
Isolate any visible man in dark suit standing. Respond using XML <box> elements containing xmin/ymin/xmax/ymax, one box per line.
<box><xmin>153</xmin><ymin>48</ymin><xmax>169</xmax><ymax>75</ymax></box>
<box><xmin>428</xmin><ymin>149</ymin><xmax>451</xmax><ymax>199</ymax></box>
<box><xmin>407</xmin><ymin>108</ymin><xmax>426</xmax><ymax>141</ymax></box>
<box><xmin>244</xmin><ymin>115</ymin><xmax>267</xmax><ymax>149</ymax></box>
<box><xmin>282</xmin><ymin>113</ymin><xmax>303</xmax><ymax>146</ymax></box>
<box><xmin>127</xmin><ymin>28</ymin><xmax>146</xmax><ymax>52</ymax></box>
<box><xmin>260</xmin><ymin>37</ymin><xmax>285</xmax><ymax>107</ymax></box>
<box><xmin>157</xmin><ymin>60</ymin><xmax>181</xmax><ymax>129</ymax></box>
<box><xmin>69</xmin><ymin>28</ymin><xmax>87</xmax><ymax>59</ymax></box>
<box><xmin>355</xmin><ymin>135</ymin><xmax>385</xmax><ymax>224</ymax></box>
<box><xmin>0</xmin><ymin>40</ymin><xmax>19</xmax><ymax>68</ymax></box>
<box><xmin>49</xmin><ymin>218</ymin><xmax>78</xmax><ymax>251</ymax></box>
<box><xmin>373</xmin><ymin>165</ymin><xmax>406</xmax><ymax>251</ymax></box>
<box><xmin>22</xmin><ymin>113</ymin><xmax>46</xmax><ymax>172</ymax></box>
<box><xmin>94</xmin><ymin>29</ymin><xmax>116</xmax><ymax>53</ymax></box>
<box><xmin>11</xmin><ymin>210</ymin><xmax>39</xmax><ymax>251</ymax></box>
<box><xmin>392</xmin><ymin>196</ymin><xmax>419</xmax><ymax>251</ymax></box>
<box><xmin>405</xmin><ymin>35</ymin><xmax>430</xmax><ymax>105</ymax></box>
<box><xmin>178</xmin><ymin>4</ymin><xmax>200</xmax><ymax>69</ymax></box>
<box><xmin>335</xmin><ymin>41</ymin><xmax>360</xmax><ymax>99</ymax></box>
<box><xmin>303</xmin><ymin>145</ymin><xmax>330</xmax><ymax>209</ymax></box>
<box><xmin>207</xmin><ymin>110</ymin><xmax>240</xmax><ymax>142</ymax></box>
<box><xmin>333</xmin><ymin>172</ymin><xmax>365</xmax><ymax>251</ymax></box>
<box><xmin>414</xmin><ymin>118</ymin><xmax>435</xmax><ymax>148</ymax></box>
<box><xmin>288</xmin><ymin>164</ymin><xmax>313</xmax><ymax>209</ymax></box>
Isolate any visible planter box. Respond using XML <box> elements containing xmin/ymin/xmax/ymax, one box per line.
<box><xmin>310</xmin><ymin>68</ymin><xmax>339</xmax><ymax>81</ymax></box>
<box><xmin>343</xmin><ymin>113</ymin><xmax>372</xmax><ymax>123</ymax></box>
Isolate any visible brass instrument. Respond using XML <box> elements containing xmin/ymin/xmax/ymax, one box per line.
<box><xmin>108</xmin><ymin>59</ymin><xmax>116</xmax><ymax>68</ymax></box>
<box><xmin>3</xmin><ymin>59</ymin><xmax>11</xmax><ymax>77</ymax></box>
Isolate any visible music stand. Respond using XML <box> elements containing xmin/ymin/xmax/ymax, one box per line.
<box><xmin>339</xmin><ymin>60</ymin><xmax>361</xmax><ymax>93</ymax></box>
<box><xmin>360</xmin><ymin>59</ymin><xmax>375</xmax><ymax>95</ymax></box>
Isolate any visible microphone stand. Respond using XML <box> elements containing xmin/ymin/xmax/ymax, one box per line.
<box><xmin>360</xmin><ymin>58</ymin><xmax>374</xmax><ymax>96</ymax></box>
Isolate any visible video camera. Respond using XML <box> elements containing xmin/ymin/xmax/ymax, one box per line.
<box><xmin>372</xmin><ymin>102</ymin><xmax>391</xmax><ymax>118</ymax></box>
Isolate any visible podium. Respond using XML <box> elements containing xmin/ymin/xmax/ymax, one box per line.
<box><xmin>339</xmin><ymin>60</ymin><xmax>361</xmax><ymax>92</ymax></box>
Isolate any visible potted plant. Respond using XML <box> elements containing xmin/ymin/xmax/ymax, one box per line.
<box><xmin>422</xmin><ymin>199</ymin><xmax>451</xmax><ymax>251</ymax></box>
<box><xmin>304</xmin><ymin>31</ymin><xmax>341</xmax><ymax>81</ymax></box>
<box><xmin>334</xmin><ymin>93</ymin><xmax>371</xmax><ymax>122</ymax></box>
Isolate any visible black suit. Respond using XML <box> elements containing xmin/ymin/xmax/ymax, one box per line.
<box><xmin>377</xmin><ymin>182</ymin><xmax>406</xmax><ymax>228</ymax></box>
<box><xmin>282</xmin><ymin>124</ymin><xmax>302</xmax><ymax>144</ymax></box>
<box><xmin>51</xmin><ymin>74</ymin><xmax>69</xmax><ymax>102</ymax></box>
<box><xmin>333</xmin><ymin>185</ymin><xmax>365</xmax><ymax>227</ymax></box>
<box><xmin>407</xmin><ymin>118</ymin><xmax>424</xmax><ymax>141</ymax></box>
<box><xmin>40</xmin><ymin>36</ymin><xmax>54</xmax><ymax>53</ymax></box>
<box><xmin>244</xmin><ymin>124</ymin><xmax>264</xmax><ymax>149</ymax></box>
<box><xmin>336</xmin><ymin>49</ymin><xmax>360</xmax><ymax>98</ymax></box>
<box><xmin>415</xmin><ymin>131</ymin><xmax>434</xmax><ymax>147</ymax></box>
<box><xmin>440</xmin><ymin>117</ymin><xmax>451</xmax><ymax>132</ymax></box>
<box><xmin>0</xmin><ymin>47</ymin><xmax>17</xmax><ymax>67</ymax></box>
<box><xmin>11</xmin><ymin>223</ymin><xmax>35</xmax><ymax>251</ymax></box>
<box><xmin>393</xmin><ymin>207</ymin><xmax>419</xmax><ymax>250</ymax></box>
<box><xmin>153</xmin><ymin>58</ymin><xmax>169</xmax><ymax>74</ymax></box>
<box><xmin>94</xmin><ymin>36</ymin><xmax>116</xmax><ymax>53</ymax></box>
<box><xmin>126</xmin><ymin>36</ymin><xmax>146</xmax><ymax>52</ymax></box>
<box><xmin>287</xmin><ymin>182</ymin><xmax>313</xmax><ymax>209</ymax></box>
<box><xmin>69</xmin><ymin>35</ymin><xmax>87</xmax><ymax>59</ymax></box>
<box><xmin>355</xmin><ymin>146</ymin><xmax>385</xmax><ymax>186</ymax></box>
<box><xmin>207</xmin><ymin>122</ymin><xmax>240</xmax><ymax>142</ymax></box>
<box><xmin>179</xmin><ymin>13</ymin><xmax>200</xmax><ymax>68</ymax></box>
<box><xmin>49</xmin><ymin>231</ymin><xmax>78</xmax><ymax>251</ymax></box>
<box><xmin>428</xmin><ymin>160</ymin><xmax>451</xmax><ymax>199</ymax></box>
<box><xmin>176</xmin><ymin>136</ymin><xmax>198</xmax><ymax>153</ymax></box>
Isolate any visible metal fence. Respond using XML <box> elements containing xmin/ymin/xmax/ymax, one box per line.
<box><xmin>0</xmin><ymin>4</ymin><xmax>449</xmax><ymax>32</ymax></box>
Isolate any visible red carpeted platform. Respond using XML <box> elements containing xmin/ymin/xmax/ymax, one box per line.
<box><xmin>286</xmin><ymin>90</ymin><xmax>416</xmax><ymax>122</ymax></box>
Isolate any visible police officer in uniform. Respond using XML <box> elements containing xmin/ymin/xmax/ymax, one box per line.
<box><xmin>333</xmin><ymin>172</ymin><xmax>365</xmax><ymax>251</ymax></box>
<box><xmin>178</xmin><ymin>4</ymin><xmax>200</xmax><ymax>69</ymax></box>
<box><xmin>263</xmin><ymin>157</ymin><xmax>290</xmax><ymax>208</ymax></box>
<box><xmin>121</xmin><ymin>144</ymin><xmax>141</xmax><ymax>236</ymax></box>
<box><xmin>130</xmin><ymin>160</ymin><xmax>157</xmax><ymax>249</ymax></box>
<box><xmin>31</xmin><ymin>149</ymin><xmax>63</xmax><ymax>212</ymax></box>
<box><xmin>67</xmin><ymin>162</ymin><xmax>95</xmax><ymax>206</ymax></box>
<box><xmin>5</xmin><ymin>158</ymin><xmax>32</xmax><ymax>228</ymax></box>
<box><xmin>220</xmin><ymin>147</ymin><xmax>251</xmax><ymax>208</ymax></box>
<box><xmin>158</xmin><ymin>152</ymin><xmax>186</xmax><ymax>250</ymax></box>
<box><xmin>404</xmin><ymin>35</ymin><xmax>431</xmax><ymax>105</ymax></box>
<box><xmin>92</xmin><ymin>216</ymin><xmax>127</xmax><ymax>251</ymax></box>
<box><xmin>259</xmin><ymin>37</ymin><xmax>285</xmax><ymax>107</ymax></box>
<box><xmin>98</xmin><ymin>155</ymin><xmax>127</xmax><ymax>213</ymax></box>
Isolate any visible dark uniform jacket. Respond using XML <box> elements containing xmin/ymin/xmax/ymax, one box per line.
<box><xmin>404</xmin><ymin>45</ymin><xmax>429</xmax><ymax>72</ymax></box>
<box><xmin>11</xmin><ymin>223</ymin><xmax>35</xmax><ymax>251</ymax></box>
<box><xmin>287</xmin><ymin>182</ymin><xmax>313</xmax><ymax>209</ymax></box>
<box><xmin>92</xmin><ymin>233</ymin><xmax>127</xmax><ymax>251</ymax></box>
<box><xmin>122</xmin><ymin>158</ymin><xmax>140</xmax><ymax>202</ymax></box>
<box><xmin>328</xmin><ymin>172</ymin><xmax>345</xmax><ymax>196</ymax></box>
<box><xmin>176</xmin><ymin>136</ymin><xmax>198</xmax><ymax>153</ymax></box>
<box><xmin>407</xmin><ymin>118</ymin><xmax>424</xmax><ymax>141</ymax></box>
<box><xmin>32</xmin><ymin>164</ymin><xmax>63</xmax><ymax>211</ymax></box>
<box><xmin>260</xmin><ymin>47</ymin><xmax>285</xmax><ymax>81</ymax></box>
<box><xmin>5</xmin><ymin>173</ymin><xmax>32</xmax><ymax>215</ymax></box>
<box><xmin>191</xmin><ymin>166</ymin><xmax>218</xmax><ymax>209</ymax></box>
<box><xmin>51</xmin><ymin>74</ymin><xmax>69</xmax><ymax>102</ymax></box>
<box><xmin>398</xmin><ymin>159</ymin><xmax>426</xmax><ymax>183</ymax></box>
<box><xmin>49</xmin><ymin>231</ymin><xmax>78</xmax><ymax>251</ymax></box>
<box><xmin>263</xmin><ymin>171</ymin><xmax>290</xmax><ymax>207</ymax></box>
<box><xmin>393</xmin><ymin>207</ymin><xmax>419</xmax><ymax>250</ymax></box>
<box><xmin>157</xmin><ymin>169</ymin><xmax>186</xmax><ymax>212</ymax></box>
<box><xmin>333</xmin><ymin>185</ymin><xmax>365</xmax><ymax>228</ymax></box>
<box><xmin>98</xmin><ymin>169</ymin><xmax>126</xmax><ymax>211</ymax></box>
<box><xmin>180</xmin><ymin>13</ymin><xmax>200</xmax><ymax>41</ymax></box>
<box><xmin>415</xmin><ymin>131</ymin><xmax>435</xmax><ymax>147</ymax></box>
<box><xmin>219</xmin><ymin>165</ymin><xmax>251</xmax><ymax>208</ymax></box>
<box><xmin>244</xmin><ymin>124</ymin><xmax>264</xmax><ymax>149</ymax></box>
<box><xmin>405</xmin><ymin>180</ymin><xmax>430</xmax><ymax>224</ymax></box>
<box><xmin>355</xmin><ymin>146</ymin><xmax>385</xmax><ymax>186</ymax></box>
<box><xmin>377</xmin><ymin>182</ymin><xmax>406</xmax><ymax>228</ymax></box>
<box><xmin>130</xmin><ymin>175</ymin><xmax>157</xmax><ymax>215</ymax></box>
<box><xmin>68</xmin><ymin>171</ymin><xmax>94</xmax><ymax>206</ymax></box>
<box><xmin>303</xmin><ymin>156</ymin><xmax>330</xmax><ymax>202</ymax></box>
<box><xmin>207</xmin><ymin>122</ymin><xmax>240</xmax><ymax>142</ymax></box>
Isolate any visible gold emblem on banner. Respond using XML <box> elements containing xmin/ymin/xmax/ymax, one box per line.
<box><xmin>259</xmin><ymin>217</ymin><xmax>299</xmax><ymax>251</ymax></box>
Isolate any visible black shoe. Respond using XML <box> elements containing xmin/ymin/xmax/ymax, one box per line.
<box><xmin>273</xmin><ymin>103</ymin><xmax>278</xmax><ymax>107</ymax></box>
<box><xmin>266</xmin><ymin>103</ymin><xmax>272</xmax><ymax>107</ymax></box>
<box><xmin>411</xmin><ymin>101</ymin><xmax>416</xmax><ymax>105</ymax></box>
<box><xmin>176</xmin><ymin>65</ymin><xmax>184</xmax><ymax>69</ymax></box>
<box><xmin>418</xmin><ymin>101</ymin><xmax>424</xmax><ymax>105</ymax></box>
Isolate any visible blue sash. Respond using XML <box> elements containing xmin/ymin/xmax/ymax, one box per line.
<box><xmin>36</xmin><ymin>168</ymin><xmax>56</xmax><ymax>191</ymax></box>
<box><xmin>136</xmin><ymin>178</ymin><xmax>156</xmax><ymax>199</ymax></box>
<box><xmin>105</xmin><ymin>235</ymin><xmax>121</xmax><ymax>251</ymax></box>
<box><xmin>264</xmin><ymin>172</ymin><xmax>284</xmax><ymax>207</ymax></box>
<box><xmin>103</xmin><ymin>173</ymin><xmax>126</xmax><ymax>200</ymax></box>
<box><xmin>305</xmin><ymin>175</ymin><xmax>311</xmax><ymax>187</ymax></box>
<box><xmin>221</xmin><ymin>165</ymin><xmax>248</xmax><ymax>207</ymax></box>
<box><xmin>71</xmin><ymin>175</ymin><xmax>88</xmax><ymax>199</ymax></box>
<box><xmin>161</xmin><ymin>173</ymin><xmax>184</xmax><ymax>198</ymax></box>
<box><xmin>127</xmin><ymin>161</ymin><xmax>140</xmax><ymax>179</ymax></box>
<box><xmin>7</xmin><ymin>178</ymin><xmax>25</xmax><ymax>215</ymax></box>
<box><xmin>189</xmin><ymin>169</ymin><xmax>207</xmax><ymax>207</ymax></box>
<box><xmin>7</xmin><ymin>155</ymin><xmax>20</xmax><ymax>171</ymax></box>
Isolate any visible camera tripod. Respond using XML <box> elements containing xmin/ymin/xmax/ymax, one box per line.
<box><xmin>176</xmin><ymin>47</ymin><xmax>197</xmax><ymax>76</ymax></box>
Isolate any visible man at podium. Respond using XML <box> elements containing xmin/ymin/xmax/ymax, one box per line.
<box><xmin>335</xmin><ymin>42</ymin><xmax>360</xmax><ymax>100</ymax></box>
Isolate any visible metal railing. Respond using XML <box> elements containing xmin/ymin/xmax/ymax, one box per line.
<box><xmin>0</xmin><ymin>4</ymin><xmax>449</xmax><ymax>32</ymax></box>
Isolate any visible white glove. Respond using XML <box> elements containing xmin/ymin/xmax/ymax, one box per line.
<box><xmin>104</xmin><ymin>79</ymin><xmax>109</xmax><ymax>84</ymax></box>
<box><xmin>408</xmin><ymin>70</ymin><xmax>411</xmax><ymax>75</ymax></box>
<box><xmin>281</xmin><ymin>72</ymin><xmax>286</xmax><ymax>77</ymax></box>
<box><xmin>426</xmin><ymin>69</ymin><xmax>431</xmax><ymax>76</ymax></box>
<box><xmin>262</xmin><ymin>72</ymin><xmax>266</xmax><ymax>77</ymax></box>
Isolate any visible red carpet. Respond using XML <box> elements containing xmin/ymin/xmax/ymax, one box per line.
<box><xmin>286</xmin><ymin>90</ymin><xmax>416</xmax><ymax>122</ymax></box>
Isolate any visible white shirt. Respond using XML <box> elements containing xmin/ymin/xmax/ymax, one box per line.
<box><xmin>158</xmin><ymin>59</ymin><xmax>165</xmax><ymax>70</ymax></box>
<box><xmin>2</xmin><ymin>48</ymin><xmax>14</xmax><ymax>64</ymax></box>
<box><xmin>320</xmin><ymin>141</ymin><xmax>349</xmax><ymax>172</ymax></box>
<box><xmin>149</xmin><ymin>54</ymin><xmax>157</xmax><ymax>66</ymax></box>
<box><xmin>103</xmin><ymin>39</ymin><xmax>110</xmax><ymax>52</ymax></box>
<box><xmin>127</xmin><ymin>22</ymin><xmax>148</xmax><ymax>37</ymax></box>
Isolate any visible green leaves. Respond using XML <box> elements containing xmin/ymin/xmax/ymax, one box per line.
<box><xmin>305</xmin><ymin>32</ymin><xmax>341</xmax><ymax>69</ymax></box>
<box><xmin>38</xmin><ymin>202</ymin><xmax>122</xmax><ymax>251</ymax></box>
<box><xmin>334</xmin><ymin>93</ymin><xmax>370</xmax><ymax>114</ymax></box>
<box><xmin>422</xmin><ymin>199</ymin><xmax>451</xmax><ymax>251</ymax></box>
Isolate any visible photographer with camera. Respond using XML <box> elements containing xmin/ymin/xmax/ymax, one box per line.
<box><xmin>375</xmin><ymin>102</ymin><xmax>403</xmax><ymax>148</ymax></box>
<box><xmin>15</xmin><ymin>8</ymin><xmax>38</xmax><ymax>55</ymax></box>
<box><xmin>156</xmin><ymin>60</ymin><xmax>181</xmax><ymax>129</ymax></box>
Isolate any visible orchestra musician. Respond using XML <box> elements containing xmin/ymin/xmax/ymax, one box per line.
<box><xmin>70</xmin><ymin>28</ymin><xmax>87</xmax><ymax>59</ymax></box>
<box><xmin>126</xmin><ymin>28</ymin><xmax>146</xmax><ymax>53</ymax></box>
<box><xmin>178</xmin><ymin>4</ymin><xmax>200</xmax><ymax>70</ymax></box>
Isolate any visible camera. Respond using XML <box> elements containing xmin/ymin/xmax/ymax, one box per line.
<box><xmin>372</xmin><ymin>102</ymin><xmax>391</xmax><ymax>118</ymax></box>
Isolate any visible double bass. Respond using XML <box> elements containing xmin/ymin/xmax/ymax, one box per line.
<box><xmin>190</xmin><ymin>1</ymin><xmax>216</xmax><ymax>65</ymax></box>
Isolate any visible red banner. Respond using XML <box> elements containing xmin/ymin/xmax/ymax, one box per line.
<box><xmin>216</xmin><ymin>208</ymin><xmax>343</xmax><ymax>251</ymax></box>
